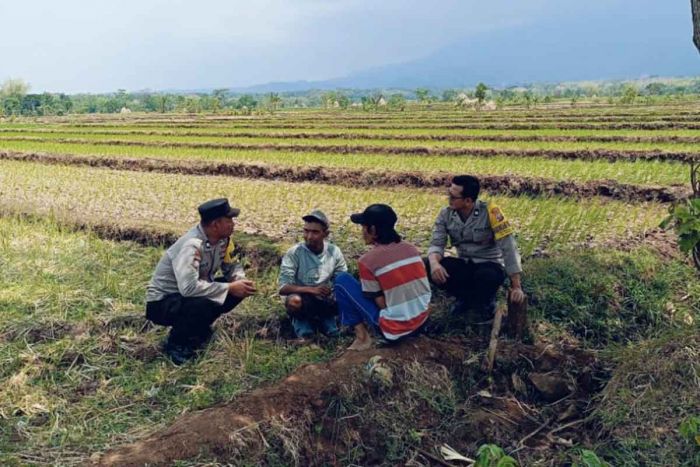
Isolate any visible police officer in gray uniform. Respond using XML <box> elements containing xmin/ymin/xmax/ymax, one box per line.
<box><xmin>146</xmin><ymin>198</ymin><xmax>256</xmax><ymax>363</ymax></box>
<box><xmin>426</xmin><ymin>175</ymin><xmax>526</xmax><ymax>321</ymax></box>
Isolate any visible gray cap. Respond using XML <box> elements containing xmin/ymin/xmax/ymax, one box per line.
<box><xmin>302</xmin><ymin>209</ymin><xmax>329</xmax><ymax>228</ymax></box>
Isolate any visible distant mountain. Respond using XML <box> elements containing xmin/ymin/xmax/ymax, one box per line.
<box><xmin>230</xmin><ymin>80</ymin><xmax>332</xmax><ymax>94</ymax></box>
<box><xmin>230</xmin><ymin>12</ymin><xmax>700</xmax><ymax>93</ymax></box>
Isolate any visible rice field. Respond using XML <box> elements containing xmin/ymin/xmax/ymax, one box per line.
<box><xmin>0</xmin><ymin>159</ymin><xmax>665</xmax><ymax>256</ymax></box>
<box><xmin>0</xmin><ymin>104</ymin><xmax>691</xmax><ymax>245</ymax></box>
<box><xmin>1</xmin><ymin>103</ymin><xmax>698</xmax><ymax>465</ymax></box>
<box><xmin>0</xmin><ymin>140</ymin><xmax>689</xmax><ymax>187</ymax></box>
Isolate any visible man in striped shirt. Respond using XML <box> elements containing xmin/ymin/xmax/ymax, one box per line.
<box><xmin>334</xmin><ymin>204</ymin><xmax>431</xmax><ymax>351</ymax></box>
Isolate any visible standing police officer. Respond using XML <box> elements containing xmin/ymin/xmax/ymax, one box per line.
<box><xmin>426</xmin><ymin>175</ymin><xmax>525</xmax><ymax>323</ymax></box>
<box><xmin>146</xmin><ymin>198</ymin><xmax>256</xmax><ymax>364</ymax></box>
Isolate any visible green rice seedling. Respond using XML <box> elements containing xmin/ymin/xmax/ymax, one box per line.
<box><xmin>0</xmin><ymin>140</ymin><xmax>690</xmax><ymax>187</ymax></box>
<box><xmin>4</xmin><ymin>130</ymin><xmax>700</xmax><ymax>153</ymax></box>
<box><xmin>5</xmin><ymin>123</ymin><xmax>700</xmax><ymax>139</ymax></box>
<box><xmin>0</xmin><ymin>159</ymin><xmax>667</xmax><ymax>256</ymax></box>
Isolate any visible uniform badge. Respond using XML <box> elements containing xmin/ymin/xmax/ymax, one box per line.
<box><xmin>491</xmin><ymin>207</ymin><xmax>505</xmax><ymax>222</ymax></box>
<box><xmin>488</xmin><ymin>204</ymin><xmax>514</xmax><ymax>240</ymax></box>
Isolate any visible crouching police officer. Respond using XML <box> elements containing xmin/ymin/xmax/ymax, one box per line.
<box><xmin>145</xmin><ymin>198</ymin><xmax>256</xmax><ymax>364</ymax></box>
<box><xmin>426</xmin><ymin>175</ymin><xmax>525</xmax><ymax>326</ymax></box>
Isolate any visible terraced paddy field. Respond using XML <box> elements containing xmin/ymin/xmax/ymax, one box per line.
<box><xmin>1</xmin><ymin>104</ymin><xmax>699</xmax><ymax>466</ymax></box>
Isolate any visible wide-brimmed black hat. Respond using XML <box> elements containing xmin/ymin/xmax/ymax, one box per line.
<box><xmin>350</xmin><ymin>204</ymin><xmax>397</xmax><ymax>227</ymax></box>
<box><xmin>198</xmin><ymin>198</ymin><xmax>240</xmax><ymax>223</ymax></box>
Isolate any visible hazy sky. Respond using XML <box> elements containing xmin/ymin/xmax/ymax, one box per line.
<box><xmin>0</xmin><ymin>0</ymin><xmax>696</xmax><ymax>93</ymax></box>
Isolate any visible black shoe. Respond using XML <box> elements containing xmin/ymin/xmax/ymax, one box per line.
<box><xmin>163</xmin><ymin>340</ymin><xmax>196</xmax><ymax>365</ymax></box>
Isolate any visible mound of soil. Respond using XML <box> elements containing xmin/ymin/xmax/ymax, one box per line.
<box><xmin>96</xmin><ymin>336</ymin><xmax>607</xmax><ymax>466</ymax></box>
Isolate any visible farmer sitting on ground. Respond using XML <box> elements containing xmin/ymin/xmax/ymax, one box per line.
<box><xmin>425</xmin><ymin>175</ymin><xmax>525</xmax><ymax>325</ymax></box>
<box><xmin>334</xmin><ymin>204</ymin><xmax>431</xmax><ymax>351</ymax></box>
<box><xmin>145</xmin><ymin>198</ymin><xmax>256</xmax><ymax>364</ymax></box>
<box><xmin>278</xmin><ymin>210</ymin><xmax>348</xmax><ymax>341</ymax></box>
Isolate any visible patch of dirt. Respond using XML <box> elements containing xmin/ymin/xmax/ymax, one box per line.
<box><xmin>3</xmin><ymin>320</ymin><xmax>79</xmax><ymax>344</ymax></box>
<box><xmin>1</xmin><ymin>150</ymin><xmax>690</xmax><ymax>203</ymax></box>
<box><xmin>101</xmin><ymin>314</ymin><xmax>150</xmax><ymax>332</ymax></box>
<box><xmin>67</xmin><ymin>379</ymin><xmax>102</xmax><ymax>403</ymax></box>
<box><xmin>217</xmin><ymin>313</ymin><xmax>297</xmax><ymax>341</ymax></box>
<box><xmin>95</xmin><ymin>336</ymin><xmax>609</xmax><ymax>466</ymax></box>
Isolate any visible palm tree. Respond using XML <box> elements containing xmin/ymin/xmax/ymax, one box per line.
<box><xmin>266</xmin><ymin>92</ymin><xmax>282</xmax><ymax>113</ymax></box>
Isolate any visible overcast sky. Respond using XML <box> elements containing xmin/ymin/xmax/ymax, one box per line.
<box><xmin>0</xmin><ymin>0</ymin><xmax>695</xmax><ymax>93</ymax></box>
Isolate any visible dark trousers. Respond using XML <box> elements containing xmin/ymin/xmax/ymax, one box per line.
<box><xmin>286</xmin><ymin>293</ymin><xmax>337</xmax><ymax>321</ymax></box>
<box><xmin>285</xmin><ymin>293</ymin><xmax>338</xmax><ymax>337</ymax></box>
<box><xmin>424</xmin><ymin>257</ymin><xmax>506</xmax><ymax>313</ymax></box>
<box><xmin>146</xmin><ymin>293</ymin><xmax>242</xmax><ymax>346</ymax></box>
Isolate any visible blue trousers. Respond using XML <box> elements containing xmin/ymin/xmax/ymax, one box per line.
<box><xmin>292</xmin><ymin>316</ymin><xmax>339</xmax><ymax>338</ymax></box>
<box><xmin>333</xmin><ymin>272</ymin><xmax>380</xmax><ymax>329</ymax></box>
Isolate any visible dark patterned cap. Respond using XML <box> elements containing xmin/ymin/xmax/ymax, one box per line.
<box><xmin>198</xmin><ymin>198</ymin><xmax>240</xmax><ymax>223</ymax></box>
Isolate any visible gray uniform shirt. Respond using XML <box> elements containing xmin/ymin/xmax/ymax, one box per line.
<box><xmin>146</xmin><ymin>224</ymin><xmax>245</xmax><ymax>304</ymax></box>
<box><xmin>427</xmin><ymin>200</ymin><xmax>523</xmax><ymax>275</ymax></box>
<box><xmin>278</xmin><ymin>241</ymin><xmax>348</xmax><ymax>293</ymax></box>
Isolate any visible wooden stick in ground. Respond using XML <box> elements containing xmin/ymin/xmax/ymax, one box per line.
<box><xmin>482</xmin><ymin>303</ymin><xmax>507</xmax><ymax>373</ymax></box>
<box><xmin>504</xmin><ymin>294</ymin><xmax>529</xmax><ymax>340</ymax></box>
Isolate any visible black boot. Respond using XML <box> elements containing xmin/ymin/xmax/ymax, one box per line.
<box><xmin>163</xmin><ymin>337</ymin><xmax>196</xmax><ymax>365</ymax></box>
<box><xmin>163</xmin><ymin>326</ymin><xmax>211</xmax><ymax>365</ymax></box>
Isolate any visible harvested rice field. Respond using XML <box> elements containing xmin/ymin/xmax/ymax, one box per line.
<box><xmin>1</xmin><ymin>104</ymin><xmax>698</xmax><ymax>466</ymax></box>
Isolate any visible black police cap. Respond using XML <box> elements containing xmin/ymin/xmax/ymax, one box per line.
<box><xmin>198</xmin><ymin>198</ymin><xmax>240</xmax><ymax>223</ymax></box>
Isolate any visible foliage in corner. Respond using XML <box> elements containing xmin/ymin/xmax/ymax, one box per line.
<box><xmin>661</xmin><ymin>163</ymin><xmax>700</xmax><ymax>270</ymax></box>
<box><xmin>679</xmin><ymin>415</ymin><xmax>700</xmax><ymax>464</ymax></box>
<box><xmin>475</xmin><ymin>444</ymin><xmax>518</xmax><ymax>467</ymax></box>
<box><xmin>572</xmin><ymin>448</ymin><xmax>610</xmax><ymax>467</ymax></box>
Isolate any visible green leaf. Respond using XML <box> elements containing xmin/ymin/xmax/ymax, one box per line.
<box><xmin>577</xmin><ymin>449</ymin><xmax>607</xmax><ymax>467</ymax></box>
<box><xmin>496</xmin><ymin>456</ymin><xmax>518</xmax><ymax>467</ymax></box>
<box><xmin>679</xmin><ymin>236</ymin><xmax>700</xmax><ymax>253</ymax></box>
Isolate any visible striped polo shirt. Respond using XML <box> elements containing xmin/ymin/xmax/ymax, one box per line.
<box><xmin>358</xmin><ymin>241</ymin><xmax>431</xmax><ymax>340</ymax></box>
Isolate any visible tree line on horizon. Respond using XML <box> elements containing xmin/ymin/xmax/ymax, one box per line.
<box><xmin>2</xmin><ymin>77</ymin><xmax>700</xmax><ymax>117</ymax></box>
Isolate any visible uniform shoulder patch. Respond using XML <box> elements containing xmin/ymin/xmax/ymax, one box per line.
<box><xmin>223</xmin><ymin>238</ymin><xmax>236</xmax><ymax>264</ymax></box>
<box><xmin>488</xmin><ymin>203</ymin><xmax>514</xmax><ymax>240</ymax></box>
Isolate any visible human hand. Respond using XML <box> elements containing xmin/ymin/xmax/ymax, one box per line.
<box><xmin>509</xmin><ymin>287</ymin><xmax>526</xmax><ymax>305</ymax></box>
<box><xmin>308</xmin><ymin>285</ymin><xmax>332</xmax><ymax>297</ymax></box>
<box><xmin>229</xmin><ymin>279</ymin><xmax>257</xmax><ymax>298</ymax></box>
<box><xmin>431</xmin><ymin>263</ymin><xmax>450</xmax><ymax>285</ymax></box>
